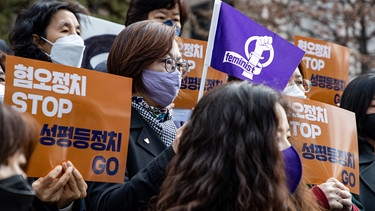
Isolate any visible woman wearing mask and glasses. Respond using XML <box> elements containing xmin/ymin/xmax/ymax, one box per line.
<box><xmin>86</xmin><ymin>20</ymin><xmax>189</xmax><ymax>211</ymax></box>
<box><xmin>8</xmin><ymin>1</ymin><xmax>87</xmax><ymax>210</ymax></box>
<box><xmin>282</xmin><ymin>65</ymin><xmax>311</xmax><ymax>99</ymax></box>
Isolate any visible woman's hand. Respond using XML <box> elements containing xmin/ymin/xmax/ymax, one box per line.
<box><xmin>57</xmin><ymin>161</ymin><xmax>87</xmax><ymax>208</ymax></box>
<box><xmin>318</xmin><ymin>177</ymin><xmax>353</xmax><ymax>211</ymax></box>
<box><xmin>32</xmin><ymin>164</ymin><xmax>72</xmax><ymax>205</ymax></box>
<box><xmin>32</xmin><ymin>161</ymin><xmax>87</xmax><ymax>208</ymax></box>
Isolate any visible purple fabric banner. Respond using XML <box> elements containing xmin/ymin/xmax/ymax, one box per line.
<box><xmin>210</xmin><ymin>1</ymin><xmax>305</xmax><ymax>91</ymax></box>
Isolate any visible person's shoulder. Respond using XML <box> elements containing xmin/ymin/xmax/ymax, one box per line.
<box><xmin>94</xmin><ymin>61</ymin><xmax>107</xmax><ymax>72</ymax></box>
<box><xmin>0</xmin><ymin>39</ymin><xmax>12</xmax><ymax>54</ymax></box>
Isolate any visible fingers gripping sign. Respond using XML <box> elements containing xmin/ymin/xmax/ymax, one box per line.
<box><xmin>32</xmin><ymin>164</ymin><xmax>72</xmax><ymax>205</ymax></box>
<box><xmin>57</xmin><ymin>161</ymin><xmax>87</xmax><ymax>208</ymax></box>
<box><xmin>318</xmin><ymin>177</ymin><xmax>353</xmax><ymax>211</ymax></box>
<box><xmin>32</xmin><ymin>161</ymin><xmax>87</xmax><ymax>209</ymax></box>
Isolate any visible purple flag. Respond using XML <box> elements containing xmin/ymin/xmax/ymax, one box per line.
<box><xmin>205</xmin><ymin>0</ymin><xmax>305</xmax><ymax>91</ymax></box>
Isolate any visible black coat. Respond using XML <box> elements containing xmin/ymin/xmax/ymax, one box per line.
<box><xmin>0</xmin><ymin>175</ymin><xmax>34</xmax><ymax>211</ymax></box>
<box><xmin>85</xmin><ymin>107</ymin><xmax>175</xmax><ymax>211</ymax></box>
<box><xmin>355</xmin><ymin>144</ymin><xmax>375</xmax><ymax>211</ymax></box>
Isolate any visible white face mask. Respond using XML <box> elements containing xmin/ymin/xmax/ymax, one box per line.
<box><xmin>41</xmin><ymin>34</ymin><xmax>85</xmax><ymax>68</ymax></box>
<box><xmin>282</xmin><ymin>84</ymin><xmax>307</xmax><ymax>99</ymax></box>
<box><xmin>0</xmin><ymin>83</ymin><xmax>4</xmax><ymax>103</ymax></box>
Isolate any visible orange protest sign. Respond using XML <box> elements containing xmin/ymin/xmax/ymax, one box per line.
<box><xmin>4</xmin><ymin>55</ymin><xmax>132</xmax><ymax>183</ymax></box>
<box><xmin>174</xmin><ymin>37</ymin><xmax>227</xmax><ymax>109</ymax></box>
<box><xmin>81</xmin><ymin>15</ymin><xmax>226</xmax><ymax>109</ymax></box>
<box><xmin>294</xmin><ymin>36</ymin><xmax>350</xmax><ymax>106</ymax></box>
<box><xmin>286</xmin><ymin>96</ymin><xmax>359</xmax><ymax>194</ymax></box>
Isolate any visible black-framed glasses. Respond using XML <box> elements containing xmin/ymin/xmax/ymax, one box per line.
<box><xmin>164</xmin><ymin>58</ymin><xmax>190</xmax><ymax>76</ymax></box>
<box><xmin>295</xmin><ymin>79</ymin><xmax>312</xmax><ymax>93</ymax></box>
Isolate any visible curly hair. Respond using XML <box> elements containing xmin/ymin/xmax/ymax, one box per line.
<box><xmin>153</xmin><ymin>81</ymin><xmax>322</xmax><ymax>211</ymax></box>
<box><xmin>9</xmin><ymin>0</ymin><xmax>82</xmax><ymax>62</ymax></box>
<box><xmin>153</xmin><ymin>82</ymin><xmax>289</xmax><ymax>210</ymax></box>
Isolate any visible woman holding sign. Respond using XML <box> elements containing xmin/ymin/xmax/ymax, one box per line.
<box><xmin>283</xmin><ymin>65</ymin><xmax>360</xmax><ymax>211</ymax></box>
<box><xmin>152</xmin><ymin>81</ymin><xmax>321</xmax><ymax>210</ymax></box>
<box><xmin>340</xmin><ymin>73</ymin><xmax>375</xmax><ymax>211</ymax></box>
<box><xmin>9</xmin><ymin>1</ymin><xmax>88</xmax><ymax>210</ymax></box>
<box><xmin>86</xmin><ymin>20</ymin><xmax>189</xmax><ymax>210</ymax></box>
<box><xmin>227</xmin><ymin>68</ymin><xmax>359</xmax><ymax>210</ymax></box>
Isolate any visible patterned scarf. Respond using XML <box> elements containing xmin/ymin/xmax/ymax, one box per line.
<box><xmin>132</xmin><ymin>96</ymin><xmax>176</xmax><ymax>146</ymax></box>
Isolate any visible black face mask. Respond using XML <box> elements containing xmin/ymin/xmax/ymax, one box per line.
<box><xmin>363</xmin><ymin>114</ymin><xmax>375</xmax><ymax>141</ymax></box>
<box><xmin>0</xmin><ymin>174</ymin><xmax>34</xmax><ymax>210</ymax></box>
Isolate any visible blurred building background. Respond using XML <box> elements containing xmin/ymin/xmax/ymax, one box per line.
<box><xmin>1</xmin><ymin>0</ymin><xmax>374</xmax><ymax>78</ymax></box>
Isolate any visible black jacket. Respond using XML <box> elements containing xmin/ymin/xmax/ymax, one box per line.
<box><xmin>85</xmin><ymin>107</ymin><xmax>175</xmax><ymax>211</ymax></box>
<box><xmin>0</xmin><ymin>175</ymin><xmax>34</xmax><ymax>211</ymax></box>
<box><xmin>354</xmin><ymin>144</ymin><xmax>375</xmax><ymax>211</ymax></box>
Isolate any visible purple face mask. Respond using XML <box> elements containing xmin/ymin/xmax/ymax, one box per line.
<box><xmin>282</xmin><ymin>145</ymin><xmax>303</xmax><ymax>193</ymax></box>
<box><xmin>142</xmin><ymin>69</ymin><xmax>181</xmax><ymax>108</ymax></box>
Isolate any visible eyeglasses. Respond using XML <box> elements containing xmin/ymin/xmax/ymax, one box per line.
<box><xmin>163</xmin><ymin>58</ymin><xmax>190</xmax><ymax>76</ymax></box>
<box><xmin>295</xmin><ymin>79</ymin><xmax>312</xmax><ymax>93</ymax></box>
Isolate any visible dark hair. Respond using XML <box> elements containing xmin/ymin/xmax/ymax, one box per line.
<box><xmin>9</xmin><ymin>0</ymin><xmax>82</xmax><ymax>62</ymax></box>
<box><xmin>0</xmin><ymin>104</ymin><xmax>39</xmax><ymax>171</ymax></box>
<box><xmin>155</xmin><ymin>82</ymin><xmax>294</xmax><ymax>210</ymax></box>
<box><xmin>340</xmin><ymin>73</ymin><xmax>375</xmax><ymax>151</ymax></box>
<box><xmin>0</xmin><ymin>50</ymin><xmax>6</xmax><ymax>73</ymax></box>
<box><xmin>107</xmin><ymin>20</ymin><xmax>176</xmax><ymax>95</ymax></box>
<box><xmin>65</xmin><ymin>0</ymin><xmax>90</xmax><ymax>15</ymax></box>
<box><xmin>298</xmin><ymin>61</ymin><xmax>307</xmax><ymax>79</ymax></box>
<box><xmin>81</xmin><ymin>34</ymin><xmax>117</xmax><ymax>70</ymax></box>
<box><xmin>227</xmin><ymin>74</ymin><xmax>243</xmax><ymax>82</ymax></box>
<box><xmin>125</xmin><ymin>0</ymin><xmax>189</xmax><ymax>31</ymax></box>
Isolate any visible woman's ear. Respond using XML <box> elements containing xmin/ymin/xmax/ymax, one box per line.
<box><xmin>32</xmin><ymin>34</ymin><xmax>43</xmax><ymax>49</ymax></box>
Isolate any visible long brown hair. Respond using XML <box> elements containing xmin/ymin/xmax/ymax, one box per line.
<box><xmin>153</xmin><ymin>82</ymin><xmax>321</xmax><ymax>211</ymax></box>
